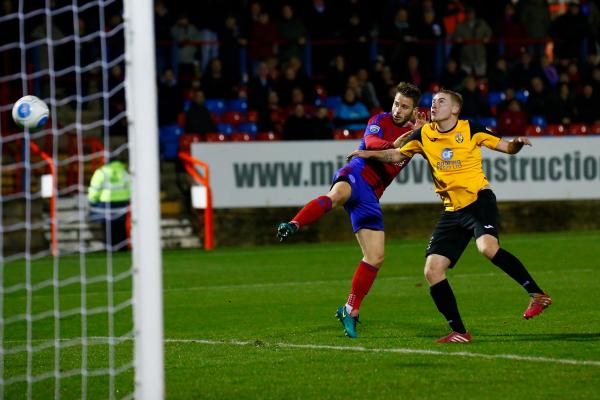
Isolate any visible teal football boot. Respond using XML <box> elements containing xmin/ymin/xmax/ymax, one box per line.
<box><xmin>335</xmin><ymin>306</ymin><xmax>359</xmax><ymax>338</ymax></box>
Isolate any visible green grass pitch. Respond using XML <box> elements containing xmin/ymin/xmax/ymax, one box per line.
<box><xmin>3</xmin><ymin>231</ymin><xmax>599</xmax><ymax>399</ymax></box>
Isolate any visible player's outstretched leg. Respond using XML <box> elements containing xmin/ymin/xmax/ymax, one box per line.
<box><xmin>276</xmin><ymin>222</ymin><xmax>298</xmax><ymax>242</ymax></box>
<box><xmin>276</xmin><ymin>195</ymin><xmax>333</xmax><ymax>242</ymax></box>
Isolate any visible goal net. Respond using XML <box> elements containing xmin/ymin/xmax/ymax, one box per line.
<box><xmin>0</xmin><ymin>1</ymin><xmax>163</xmax><ymax>398</ymax></box>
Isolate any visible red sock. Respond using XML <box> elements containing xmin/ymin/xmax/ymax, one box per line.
<box><xmin>346</xmin><ymin>261</ymin><xmax>379</xmax><ymax>311</ymax></box>
<box><xmin>291</xmin><ymin>196</ymin><xmax>332</xmax><ymax>227</ymax></box>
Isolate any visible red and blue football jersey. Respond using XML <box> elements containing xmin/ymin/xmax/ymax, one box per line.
<box><xmin>355</xmin><ymin>112</ymin><xmax>413</xmax><ymax>198</ymax></box>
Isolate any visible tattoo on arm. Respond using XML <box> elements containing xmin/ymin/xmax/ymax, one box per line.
<box><xmin>383</xmin><ymin>152</ymin><xmax>395</xmax><ymax>162</ymax></box>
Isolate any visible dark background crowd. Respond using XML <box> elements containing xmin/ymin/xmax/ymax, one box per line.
<box><xmin>2</xmin><ymin>0</ymin><xmax>600</xmax><ymax>153</ymax></box>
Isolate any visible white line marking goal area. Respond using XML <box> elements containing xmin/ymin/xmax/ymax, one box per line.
<box><xmin>164</xmin><ymin>338</ymin><xmax>600</xmax><ymax>368</ymax></box>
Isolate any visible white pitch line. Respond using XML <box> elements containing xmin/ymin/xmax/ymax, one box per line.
<box><xmin>164</xmin><ymin>338</ymin><xmax>600</xmax><ymax>367</ymax></box>
<box><xmin>163</xmin><ymin>268</ymin><xmax>592</xmax><ymax>292</ymax></box>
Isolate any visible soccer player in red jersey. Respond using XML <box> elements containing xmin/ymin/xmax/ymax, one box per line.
<box><xmin>277</xmin><ymin>82</ymin><xmax>425</xmax><ymax>338</ymax></box>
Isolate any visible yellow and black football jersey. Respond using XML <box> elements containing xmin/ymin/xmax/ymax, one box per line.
<box><xmin>399</xmin><ymin>120</ymin><xmax>501</xmax><ymax>211</ymax></box>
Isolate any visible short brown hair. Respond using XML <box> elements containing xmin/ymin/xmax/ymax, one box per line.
<box><xmin>395</xmin><ymin>82</ymin><xmax>421</xmax><ymax>108</ymax></box>
<box><xmin>437</xmin><ymin>88</ymin><xmax>463</xmax><ymax>114</ymax></box>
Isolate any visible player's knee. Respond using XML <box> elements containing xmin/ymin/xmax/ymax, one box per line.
<box><xmin>477</xmin><ymin>242</ymin><xmax>499</xmax><ymax>259</ymax></box>
<box><xmin>424</xmin><ymin>262</ymin><xmax>446</xmax><ymax>284</ymax></box>
<box><xmin>363</xmin><ymin>253</ymin><xmax>384</xmax><ymax>268</ymax></box>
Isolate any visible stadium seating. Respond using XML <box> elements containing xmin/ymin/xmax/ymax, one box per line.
<box><xmin>177</xmin><ymin>112</ymin><xmax>186</xmax><ymax>128</ymax></box>
<box><xmin>247</xmin><ymin>110</ymin><xmax>259</xmax><ymax>123</ymax></box>
<box><xmin>215</xmin><ymin>122</ymin><xmax>234</xmax><ymax>135</ymax></box>
<box><xmin>220</xmin><ymin>111</ymin><xmax>245</xmax><ymax>126</ymax></box>
<box><xmin>333</xmin><ymin>129</ymin><xmax>354</xmax><ymax>140</ymax></box>
<box><xmin>590</xmin><ymin>123</ymin><xmax>600</xmax><ymax>135</ymax></box>
<box><xmin>497</xmin><ymin>111</ymin><xmax>527</xmax><ymax>136</ymax></box>
<box><xmin>205</xmin><ymin>99</ymin><xmax>226</xmax><ymax>115</ymax></box>
<box><xmin>567</xmin><ymin>123</ymin><xmax>589</xmax><ymax>136</ymax></box>
<box><xmin>237</xmin><ymin>122</ymin><xmax>258</xmax><ymax>134</ymax></box>
<box><xmin>159</xmin><ymin>124</ymin><xmax>183</xmax><ymax>160</ymax></box>
<box><xmin>325</xmin><ymin>96</ymin><xmax>342</xmax><ymax>109</ymax></box>
<box><xmin>231</xmin><ymin>132</ymin><xmax>255</xmax><ymax>142</ymax></box>
<box><xmin>530</xmin><ymin>115</ymin><xmax>548</xmax><ymax>128</ymax></box>
<box><xmin>487</xmin><ymin>91</ymin><xmax>505</xmax><ymax>108</ymax></box>
<box><xmin>515</xmin><ymin>90</ymin><xmax>529</xmax><ymax>103</ymax></box>
<box><xmin>256</xmin><ymin>131</ymin><xmax>282</xmax><ymax>141</ymax></box>
<box><xmin>179</xmin><ymin>133</ymin><xmax>203</xmax><ymax>153</ymax></box>
<box><xmin>227</xmin><ymin>99</ymin><xmax>248</xmax><ymax>112</ymax></box>
<box><xmin>545</xmin><ymin>124</ymin><xmax>566</xmax><ymax>136</ymax></box>
<box><xmin>419</xmin><ymin>91</ymin><xmax>434</xmax><ymax>107</ymax></box>
<box><xmin>525</xmin><ymin>125</ymin><xmax>544</xmax><ymax>136</ymax></box>
<box><xmin>183</xmin><ymin>98</ymin><xmax>192</xmax><ymax>112</ymax></box>
<box><xmin>477</xmin><ymin>117</ymin><xmax>497</xmax><ymax>128</ymax></box>
<box><xmin>205</xmin><ymin>132</ymin><xmax>230</xmax><ymax>142</ymax></box>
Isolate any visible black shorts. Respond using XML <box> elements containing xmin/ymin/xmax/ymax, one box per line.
<box><xmin>425</xmin><ymin>189</ymin><xmax>499</xmax><ymax>268</ymax></box>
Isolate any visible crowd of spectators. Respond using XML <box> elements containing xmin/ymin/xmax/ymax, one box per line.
<box><xmin>152</xmin><ymin>0</ymin><xmax>600</xmax><ymax>145</ymax></box>
<box><xmin>2</xmin><ymin>0</ymin><xmax>600</xmax><ymax>147</ymax></box>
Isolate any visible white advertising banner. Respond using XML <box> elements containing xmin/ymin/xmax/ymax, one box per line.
<box><xmin>191</xmin><ymin>137</ymin><xmax>600</xmax><ymax>208</ymax></box>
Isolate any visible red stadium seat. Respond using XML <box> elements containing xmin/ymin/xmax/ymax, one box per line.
<box><xmin>179</xmin><ymin>133</ymin><xmax>204</xmax><ymax>153</ymax></box>
<box><xmin>205</xmin><ymin>132</ymin><xmax>230</xmax><ymax>142</ymax></box>
<box><xmin>546</xmin><ymin>124</ymin><xmax>566</xmax><ymax>136</ymax></box>
<box><xmin>177</xmin><ymin>112</ymin><xmax>186</xmax><ymax>128</ymax></box>
<box><xmin>567</xmin><ymin>123</ymin><xmax>590</xmax><ymax>136</ymax></box>
<box><xmin>497</xmin><ymin>111</ymin><xmax>527</xmax><ymax>136</ymax></box>
<box><xmin>525</xmin><ymin>125</ymin><xmax>544</xmax><ymax>137</ymax></box>
<box><xmin>220</xmin><ymin>111</ymin><xmax>245</xmax><ymax>126</ymax></box>
<box><xmin>333</xmin><ymin>129</ymin><xmax>355</xmax><ymax>140</ymax></box>
<box><xmin>210</xmin><ymin>112</ymin><xmax>220</xmax><ymax>124</ymax></box>
<box><xmin>247</xmin><ymin>110</ymin><xmax>259</xmax><ymax>123</ymax></box>
<box><xmin>351</xmin><ymin>129</ymin><xmax>364</xmax><ymax>139</ymax></box>
<box><xmin>590</xmin><ymin>123</ymin><xmax>600</xmax><ymax>135</ymax></box>
<box><xmin>256</xmin><ymin>131</ymin><xmax>282</xmax><ymax>141</ymax></box>
<box><xmin>231</xmin><ymin>132</ymin><xmax>255</xmax><ymax>142</ymax></box>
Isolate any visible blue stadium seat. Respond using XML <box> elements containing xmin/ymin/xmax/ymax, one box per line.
<box><xmin>237</xmin><ymin>122</ymin><xmax>258</xmax><ymax>134</ymax></box>
<box><xmin>515</xmin><ymin>90</ymin><xmax>529</xmax><ymax>103</ymax></box>
<box><xmin>216</xmin><ymin>122</ymin><xmax>234</xmax><ymax>135</ymax></box>
<box><xmin>227</xmin><ymin>99</ymin><xmax>248</xmax><ymax>112</ymax></box>
<box><xmin>530</xmin><ymin>115</ymin><xmax>547</xmax><ymax>127</ymax></box>
<box><xmin>183</xmin><ymin>99</ymin><xmax>192</xmax><ymax>112</ymax></box>
<box><xmin>487</xmin><ymin>91</ymin><xmax>505</xmax><ymax>107</ymax></box>
<box><xmin>204</xmin><ymin>98</ymin><xmax>226</xmax><ymax>115</ymax></box>
<box><xmin>477</xmin><ymin>117</ymin><xmax>497</xmax><ymax>128</ymax></box>
<box><xmin>325</xmin><ymin>96</ymin><xmax>342</xmax><ymax>109</ymax></box>
<box><xmin>159</xmin><ymin>124</ymin><xmax>183</xmax><ymax>160</ymax></box>
<box><xmin>419</xmin><ymin>91</ymin><xmax>434</xmax><ymax>107</ymax></box>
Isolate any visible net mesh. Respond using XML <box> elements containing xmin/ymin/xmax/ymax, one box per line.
<box><xmin>1</xmin><ymin>1</ymin><xmax>135</xmax><ymax>398</ymax></box>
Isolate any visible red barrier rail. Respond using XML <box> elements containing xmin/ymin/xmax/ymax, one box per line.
<box><xmin>178</xmin><ymin>151</ymin><xmax>214</xmax><ymax>250</ymax></box>
<box><xmin>29</xmin><ymin>141</ymin><xmax>57</xmax><ymax>256</ymax></box>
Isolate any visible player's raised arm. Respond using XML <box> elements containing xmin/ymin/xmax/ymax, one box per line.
<box><xmin>347</xmin><ymin>148</ymin><xmax>406</xmax><ymax>163</ymax></box>
<box><xmin>494</xmin><ymin>137</ymin><xmax>532</xmax><ymax>154</ymax></box>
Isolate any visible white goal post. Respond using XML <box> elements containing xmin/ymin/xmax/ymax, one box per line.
<box><xmin>123</xmin><ymin>0</ymin><xmax>164</xmax><ymax>398</ymax></box>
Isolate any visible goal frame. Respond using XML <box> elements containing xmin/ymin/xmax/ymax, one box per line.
<box><xmin>123</xmin><ymin>1</ymin><xmax>164</xmax><ymax>398</ymax></box>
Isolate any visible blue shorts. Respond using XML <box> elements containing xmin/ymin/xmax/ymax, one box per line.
<box><xmin>332</xmin><ymin>162</ymin><xmax>383</xmax><ymax>233</ymax></box>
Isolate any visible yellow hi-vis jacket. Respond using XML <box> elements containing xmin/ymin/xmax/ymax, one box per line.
<box><xmin>88</xmin><ymin>161</ymin><xmax>131</xmax><ymax>203</ymax></box>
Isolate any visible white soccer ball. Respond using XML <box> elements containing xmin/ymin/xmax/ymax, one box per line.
<box><xmin>12</xmin><ymin>95</ymin><xmax>49</xmax><ymax>130</ymax></box>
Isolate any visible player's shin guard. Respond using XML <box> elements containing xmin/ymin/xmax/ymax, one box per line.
<box><xmin>291</xmin><ymin>196</ymin><xmax>332</xmax><ymax>228</ymax></box>
<box><xmin>346</xmin><ymin>260</ymin><xmax>379</xmax><ymax>314</ymax></box>
<box><xmin>491</xmin><ymin>248</ymin><xmax>543</xmax><ymax>295</ymax></box>
<box><xmin>430</xmin><ymin>279</ymin><xmax>467</xmax><ymax>334</ymax></box>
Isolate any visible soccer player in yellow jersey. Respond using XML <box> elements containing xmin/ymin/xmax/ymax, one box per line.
<box><xmin>348</xmin><ymin>89</ymin><xmax>552</xmax><ymax>343</ymax></box>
